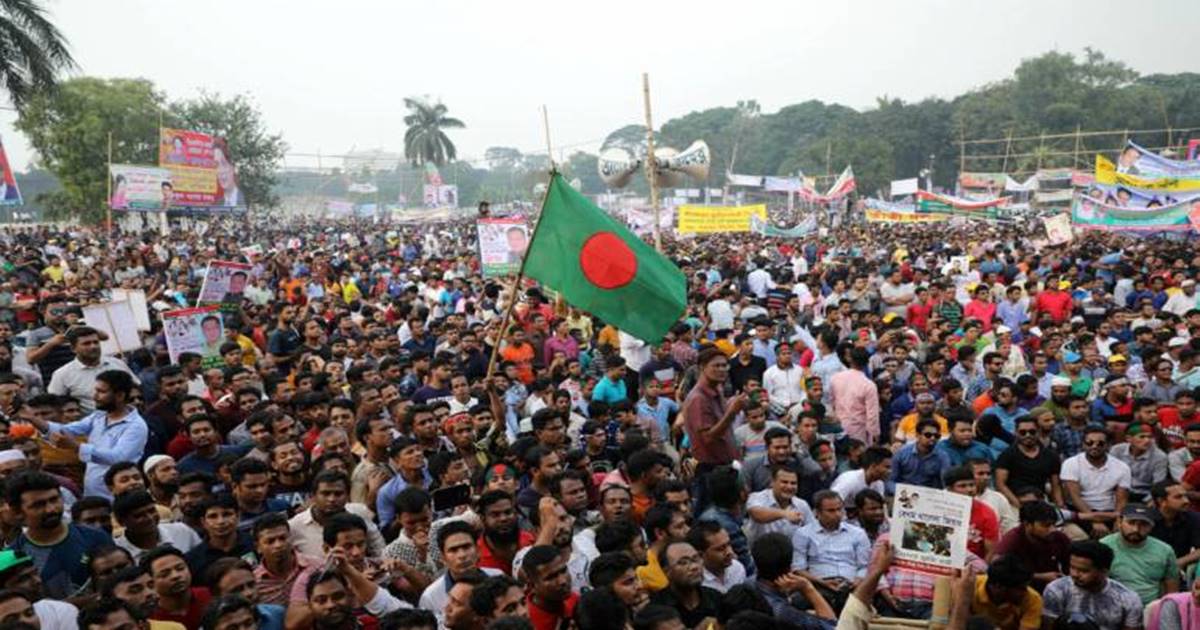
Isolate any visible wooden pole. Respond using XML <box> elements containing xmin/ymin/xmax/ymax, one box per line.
<box><xmin>1000</xmin><ymin>129</ymin><xmax>1013</xmax><ymax>174</ymax></box>
<box><xmin>642</xmin><ymin>73</ymin><xmax>661</xmax><ymax>252</ymax></box>
<box><xmin>1072</xmin><ymin>125</ymin><xmax>1082</xmax><ymax>170</ymax></box>
<box><xmin>105</xmin><ymin>131</ymin><xmax>113</xmax><ymax>238</ymax></box>
<box><xmin>958</xmin><ymin>126</ymin><xmax>966</xmax><ymax>175</ymax></box>
<box><xmin>1035</xmin><ymin>131</ymin><xmax>1046</xmax><ymax>171</ymax></box>
<box><xmin>484</xmin><ymin>107</ymin><xmax>557</xmax><ymax>379</ymax></box>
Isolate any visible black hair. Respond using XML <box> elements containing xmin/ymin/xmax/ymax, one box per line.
<box><xmin>378</xmin><ymin>609</ymin><xmax>438</xmax><ymax>630</ymax></box>
<box><xmin>438</xmin><ymin>519</ymin><xmax>477</xmax><ymax>552</ymax></box>
<box><xmin>200</xmin><ymin>594</ymin><xmax>258</xmax><ymax>630</ymax></box>
<box><xmin>98</xmin><ymin>564</ymin><xmax>148</xmax><ymax>598</ymax></box>
<box><xmin>706</xmin><ymin>465</ymin><xmax>741</xmax><ymax>510</ymax></box>
<box><xmin>468</xmin><ymin>574</ymin><xmax>520</xmax><ymax>618</ymax></box>
<box><xmin>588</xmin><ymin>551</ymin><xmax>635</xmax><ymax>589</ymax></box>
<box><xmin>305</xmin><ymin>569</ymin><xmax>348</xmax><ymax>599</ymax></box>
<box><xmin>70</xmin><ymin>496</ymin><xmax>112</xmax><ymax>522</ymax></box>
<box><xmin>519</xmin><ymin>545</ymin><xmax>560</xmax><ymax>582</ymax></box>
<box><xmin>942</xmin><ymin>464</ymin><xmax>975</xmax><ymax>487</ymax></box>
<box><xmin>395</xmin><ymin>487</ymin><xmax>432</xmax><ymax>516</ymax></box>
<box><xmin>751</xmin><ymin>532</ymin><xmax>793</xmax><ymax>581</ymax></box>
<box><xmin>854</xmin><ymin>488</ymin><xmax>885</xmax><ymax>510</ymax></box>
<box><xmin>631</xmin><ymin>605</ymin><xmax>681</xmax><ymax>630</ymax></box>
<box><xmin>1018</xmin><ymin>500</ymin><xmax>1057</xmax><ymax>525</ymax></box>
<box><xmin>594</xmin><ymin>519</ymin><xmax>641</xmax><ymax>555</ymax></box>
<box><xmin>642</xmin><ymin>503</ymin><xmax>680</xmax><ymax>544</ymax></box>
<box><xmin>574</xmin><ymin>587</ymin><xmax>629</xmax><ymax>630</ymax></box>
<box><xmin>1069</xmin><ymin>540</ymin><xmax>1114</xmax><ymax>571</ymax></box>
<box><xmin>476</xmin><ymin>489</ymin><xmax>513</xmax><ymax>514</ymax></box>
<box><xmin>251</xmin><ymin>512</ymin><xmax>290</xmax><ymax>542</ymax></box>
<box><xmin>686</xmin><ymin>520</ymin><xmax>724</xmax><ymax>553</ymax></box>
<box><xmin>78</xmin><ymin>598</ymin><xmax>138</xmax><ymax>630</ymax></box>
<box><xmin>718</xmin><ymin>585</ymin><xmax>773</xmax><ymax>623</ymax></box>
<box><xmin>95</xmin><ymin>370</ymin><xmax>135</xmax><ymax>398</ymax></box>
<box><xmin>6</xmin><ymin>471</ymin><xmax>58</xmax><ymax>508</ymax></box>
<box><xmin>140</xmin><ymin>546</ymin><xmax>188</xmax><ymax>575</ymax></box>
<box><xmin>987</xmin><ymin>554</ymin><xmax>1032</xmax><ymax>589</ymax></box>
<box><xmin>321</xmin><ymin>512</ymin><xmax>368</xmax><ymax>546</ymax></box>
<box><xmin>112</xmin><ymin>489</ymin><xmax>155</xmax><ymax>522</ymax></box>
<box><xmin>230</xmin><ymin>457</ymin><xmax>270</xmax><ymax>484</ymax></box>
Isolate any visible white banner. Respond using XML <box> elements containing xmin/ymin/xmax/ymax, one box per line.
<box><xmin>348</xmin><ymin>182</ymin><xmax>378</xmax><ymax>194</ymax></box>
<box><xmin>726</xmin><ymin>173</ymin><xmax>763</xmax><ymax>187</ymax></box>
<box><xmin>890</xmin><ymin>178</ymin><xmax>919</xmax><ymax>197</ymax></box>
<box><xmin>890</xmin><ymin>484</ymin><xmax>973</xmax><ymax>576</ymax></box>
<box><xmin>763</xmin><ymin>176</ymin><xmax>804</xmax><ymax>192</ymax></box>
<box><xmin>1004</xmin><ymin>175</ymin><xmax>1037</xmax><ymax>192</ymax></box>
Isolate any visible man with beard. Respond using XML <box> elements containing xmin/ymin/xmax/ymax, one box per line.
<box><xmin>183</xmin><ymin>494</ymin><xmax>253</xmax><ymax>579</ymax></box>
<box><xmin>515</xmin><ymin>445</ymin><xmax>561</xmax><ymax>517</ymax></box>
<box><xmin>514</xmin><ymin>497</ymin><xmax>587</xmax><ymax>590</ymax></box>
<box><xmin>995</xmin><ymin>416</ymin><xmax>1065</xmax><ymax>509</ymax></box>
<box><xmin>1041</xmin><ymin>541</ymin><xmax>1145</xmax><ymax>630</ymax></box>
<box><xmin>305</xmin><ymin>572</ymin><xmax>359</xmax><ymax>630</ymax></box>
<box><xmin>1091</xmin><ymin>376</ymin><xmax>1134</xmax><ymax>436</ymax></box>
<box><xmin>1099</xmin><ymin>504</ymin><xmax>1178</xmax><ymax>605</ymax></box>
<box><xmin>267</xmin><ymin>440</ymin><xmax>310</xmax><ymax>509</ymax></box>
<box><xmin>143</xmin><ymin>366</ymin><xmax>189</xmax><ymax>457</ymax></box>
<box><xmin>177</xmin><ymin>416</ymin><xmax>251</xmax><ymax>478</ymax></box>
<box><xmin>174</xmin><ymin>472</ymin><xmax>214</xmax><ymax>532</ymax></box>
<box><xmin>295</xmin><ymin>392</ymin><xmax>332</xmax><ymax>452</ymax></box>
<box><xmin>0</xmin><ymin>548</ymin><xmax>80</xmax><ymax>629</ymax></box>
<box><xmin>588</xmin><ymin>551</ymin><xmax>649</xmax><ymax>614</ymax></box>
<box><xmin>574</xmin><ymin>484</ymin><xmax>632</xmax><ymax>560</ymax></box>
<box><xmin>994</xmin><ymin>500</ymin><xmax>1072</xmax><ymax>592</ymax></box>
<box><xmin>288</xmin><ymin>471</ymin><xmax>387</xmax><ymax>561</ymax></box>
<box><xmin>550</xmin><ymin>470</ymin><xmax>598</xmax><ymax>533</ymax></box>
<box><xmin>7</xmin><ymin>471</ymin><xmax>113</xmax><ymax>599</ymax></box>
<box><xmin>419</xmin><ymin>520</ymin><xmax>504</xmax><ymax>627</ymax></box>
<box><xmin>1060</xmin><ymin>426</ymin><xmax>1131</xmax><ymax>538</ymax></box>
<box><xmin>468</xmin><ymin>574</ymin><xmax>530</xmax><ymax>626</ymax></box>
<box><xmin>519</xmin><ymin>545</ymin><xmax>577</xmax><ymax>630</ymax></box>
<box><xmin>1051</xmin><ymin>394</ymin><xmax>1092</xmax><ymax>460</ymax></box>
<box><xmin>47</xmin><ymin>327</ymin><xmax>136</xmax><ymax>415</ymax></box>
<box><xmin>267</xmin><ymin>303</ymin><xmax>301</xmax><ymax>375</ymax></box>
<box><xmin>101</xmin><ymin>564</ymin><xmax>179</xmax><ymax>627</ymax></box>
<box><xmin>477</xmin><ymin>490</ymin><xmax>534</xmax><ymax>576</ymax></box>
<box><xmin>688</xmin><ymin>519</ymin><xmax>744</xmax><ymax>594</ymax></box>
<box><xmin>32</xmin><ymin>369</ymin><xmax>145</xmax><ymax>500</ymax></box>
<box><xmin>145</xmin><ymin>546</ymin><xmax>210</xmax><ymax>630</ymax></box>
<box><xmin>112</xmin><ymin>490</ymin><xmax>201</xmax><ymax>561</ymax></box>
<box><xmin>144</xmin><ymin>455</ymin><xmax>180</xmax><ymax>515</ymax></box>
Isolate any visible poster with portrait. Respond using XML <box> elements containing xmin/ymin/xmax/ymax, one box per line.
<box><xmin>159</xmin><ymin>128</ymin><xmax>240</xmax><ymax>208</ymax></box>
<box><xmin>197</xmin><ymin>261</ymin><xmax>254</xmax><ymax>310</ymax></box>
<box><xmin>162</xmin><ymin>306</ymin><xmax>225</xmax><ymax>367</ymax></box>
<box><xmin>424</xmin><ymin>184</ymin><xmax>458</xmax><ymax>209</ymax></box>
<box><xmin>890</xmin><ymin>484</ymin><xmax>973</xmax><ymax>576</ymax></box>
<box><xmin>477</xmin><ymin>218</ymin><xmax>529</xmax><ymax>277</ymax></box>
<box><xmin>109</xmin><ymin>165</ymin><xmax>171</xmax><ymax>210</ymax></box>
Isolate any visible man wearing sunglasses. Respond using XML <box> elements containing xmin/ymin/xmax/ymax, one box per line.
<box><xmin>996</xmin><ymin>415</ymin><xmax>1065</xmax><ymax>510</ymax></box>
<box><xmin>890</xmin><ymin>418</ymin><xmax>952</xmax><ymax>490</ymax></box>
<box><xmin>1060</xmin><ymin>426</ymin><xmax>1131</xmax><ymax>539</ymax></box>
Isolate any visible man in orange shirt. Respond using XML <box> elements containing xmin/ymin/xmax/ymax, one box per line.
<box><xmin>627</xmin><ymin>449</ymin><xmax>671</xmax><ymax>524</ymax></box>
<box><xmin>500</xmin><ymin>326</ymin><xmax>536</xmax><ymax>385</ymax></box>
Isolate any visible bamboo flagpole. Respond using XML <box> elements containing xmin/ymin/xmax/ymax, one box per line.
<box><xmin>642</xmin><ymin>73</ymin><xmax>661</xmax><ymax>252</ymax></box>
<box><xmin>105</xmin><ymin>131</ymin><xmax>113</xmax><ymax>238</ymax></box>
<box><xmin>483</xmin><ymin>106</ymin><xmax>557</xmax><ymax>379</ymax></box>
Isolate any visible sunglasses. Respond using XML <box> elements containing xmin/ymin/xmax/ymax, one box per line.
<box><xmin>920</xmin><ymin>432</ymin><xmax>940</xmax><ymax>439</ymax></box>
<box><xmin>1083</xmin><ymin>440</ymin><xmax>1106</xmax><ymax>447</ymax></box>
<box><xmin>1017</xmin><ymin>429</ymin><xmax>1038</xmax><ymax>436</ymax></box>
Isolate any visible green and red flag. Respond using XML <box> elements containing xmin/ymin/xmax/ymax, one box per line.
<box><xmin>523</xmin><ymin>172</ymin><xmax>686</xmax><ymax>342</ymax></box>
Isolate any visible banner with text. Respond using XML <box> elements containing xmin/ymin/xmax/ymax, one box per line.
<box><xmin>109</xmin><ymin>165</ymin><xmax>170</xmax><ymax>211</ymax></box>
<box><xmin>159</xmin><ymin>128</ymin><xmax>240</xmax><ymax>207</ymax></box>
<box><xmin>676</xmin><ymin>204</ymin><xmax>767</xmax><ymax>233</ymax></box>
<box><xmin>916</xmin><ymin>190</ymin><xmax>1008</xmax><ymax>219</ymax></box>
<box><xmin>477</xmin><ymin>218</ymin><xmax>529</xmax><ymax>277</ymax></box>
<box><xmin>750</xmin><ymin>214</ymin><xmax>817</xmax><ymax>237</ymax></box>
<box><xmin>1071</xmin><ymin>195</ymin><xmax>1196</xmax><ymax>233</ymax></box>
<box><xmin>1044</xmin><ymin>213</ymin><xmax>1074</xmax><ymax>244</ymax></box>
<box><xmin>1119</xmin><ymin>141</ymin><xmax>1200</xmax><ymax>178</ymax></box>
<box><xmin>798</xmin><ymin>165</ymin><xmax>856</xmax><ymax>203</ymax></box>
<box><xmin>1096</xmin><ymin>155</ymin><xmax>1200</xmax><ymax>192</ymax></box>
<box><xmin>890</xmin><ymin>178</ymin><xmax>919</xmax><ymax>197</ymax></box>
<box><xmin>958</xmin><ymin>172</ymin><xmax>1006</xmax><ymax>189</ymax></box>
<box><xmin>726</xmin><ymin>173</ymin><xmax>763</xmax><ymax>187</ymax></box>
<box><xmin>197</xmin><ymin>261</ymin><xmax>254</xmax><ymax>308</ymax></box>
<box><xmin>162</xmin><ymin>306</ymin><xmax>225</xmax><ymax>367</ymax></box>
<box><xmin>890</xmin><ymin>484</ymin><xmax>973</xmax><ymax>576</ymax></box>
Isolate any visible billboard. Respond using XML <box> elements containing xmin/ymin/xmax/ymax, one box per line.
<box><xmin>159</xmin><ymin>128</ymin><xmax>240</xmax><ymax>207</ymax></box>
<box><xmin>109</xmin><ymin>165</ymin><xmax>171</xmax><ymax>210</ymax></box>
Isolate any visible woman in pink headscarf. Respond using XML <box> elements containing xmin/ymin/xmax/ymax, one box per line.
<box><xmin>1149</xmin><ymin>578</ymin><xmax>1200</xmax><ymax>630</ymax></box>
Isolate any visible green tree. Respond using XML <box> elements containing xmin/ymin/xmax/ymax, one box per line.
<box><xmin>0</xmin><ymin>0</ymin><xmax>74</xmax><ymax>109</ymax></box>
<box><xmin>169</xmin><ymin>92</ymin><xmax>287</xmax><ymax>210</ymax></box>
<box><xmin>16</xmin><ymin>77</ymin><xmax>166</xmax><ymax>222</ymax></box>
<box><xmin>402</xmin><ymin>97</ymin><xmax>464</xmax><ymax>166</ymax></box>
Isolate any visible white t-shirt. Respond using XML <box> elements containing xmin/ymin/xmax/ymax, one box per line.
<box><xmin>115</xmin><ymin>522</ymin><xmax>202</xmax><ymax>560</ymax></box>
<box><xmin>1058</xmin><ymin>454</ymin><xmax>1132</xmax><ymax>512</ymax></box>
<box><xmin>830</xmin><ymin>469</ymin><xmax>886</xmax><ymax>504</ymax></box>
<box><xmin>746</xmin><ymin>487</ymin><xmax>814</xmax><ymax>543</ymax></box>
<box><xmin>34</xmin><ymin>599</ymin><xmax>79</xmax><ymax>630</ymax></box>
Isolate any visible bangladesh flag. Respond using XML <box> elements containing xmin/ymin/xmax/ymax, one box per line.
<box><xmin>523</xmin><ymin>172</ymin><xmax>686</xmax><ymax>342</ymax></box>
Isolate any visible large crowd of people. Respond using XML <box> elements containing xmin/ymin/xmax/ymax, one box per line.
<box><xmin>0</xmin><ymin>212</ymin><xmax>1197</xmax><ymax>630</ymax></box>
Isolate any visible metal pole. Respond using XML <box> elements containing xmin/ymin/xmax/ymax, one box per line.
<box><xmin>105</xmin><ymin>131</ymin><xmax>113</xmax><ymax>237</ymax></box>
<box><xmin>642</xmin><ymin>73</ymin><xmax>661</xmax><ymax>252</ymax></box>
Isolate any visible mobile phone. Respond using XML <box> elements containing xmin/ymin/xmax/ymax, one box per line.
<box><xmin>432</xmin><ymin>483</ymin><xmax>471</xmax><ymax>512</ymax></box>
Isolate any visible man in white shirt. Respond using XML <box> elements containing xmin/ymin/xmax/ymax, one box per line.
<box><xmin>419</xmin><ymin>521</ymin><xmax>504</xmax><ymax>627</ymax></box>
<box><xmin>1059</xmin><ymin>426</ymin><xmax>1131</xmax><ymax>537</ymax></box>
<box><xmin>830</xmin><ymin>446</ymin><xmax>892</xmax><ymax>504</ymax></box>
<box><xmin>763</xmin><ymin>344</ymin><xmax>805</xmax><ymax>418</ymax></box>
<box><xmin>289</xmin><ymin>470</ymin><xmax>386</xmax><ymax>558</ymax></box>
<box><xmin>747</xmin><ymin>261</ymin><xmax>776</xmax><ymax>299</ymax></box>
<box><xmin>691</xmin><ymin>520</ymin><xmax>747</xmax><ymax>593</ymax></box>
<box><xmin>46</xmin><ymin>326</ymin><xmax>136</xmax><ymax>415</ymax></box>
<box><xmin>879</xmin><ymin>268</ymin><xmax>915</xmax><ymax>318</ymax></box>
<box><xmin>706</xmin><ymin>289</ymin><xmax>735</xmax><ymax>331</ymax></box>
<box><xmin>746</xmin><ymin>466</ymin><xmax>814</xmax><ymax>543</ymax></box>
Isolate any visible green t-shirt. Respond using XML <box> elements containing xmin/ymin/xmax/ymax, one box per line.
<box><xmin>1099</xmin><ymin>532</ymin><xmax>1178</xmax><ymax>605</ymax></box>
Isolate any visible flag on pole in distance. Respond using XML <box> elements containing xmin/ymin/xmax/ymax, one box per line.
<box><xmin>523</xmin><ymin>172</ymin><xmax>686</xmax><ymax>342</ymax></box>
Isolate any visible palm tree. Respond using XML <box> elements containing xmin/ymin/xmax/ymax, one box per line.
<box><xmin>403</xmin><ymin>97</ymin><xmax>465</xmax><ymax>166</ymax></box>
<box><xmin>0</xmin><ymin>0</ymin><xmax>74</xmax><ymax>109</ymax></box>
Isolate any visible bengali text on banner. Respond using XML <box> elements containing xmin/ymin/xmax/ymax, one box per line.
<box><xmin>676</xmin><ymin>204</ymin><xmax>767</xmax><ymax>233</ymax></box>
<box><xmin>1096</xmin><ymin>155</ymin><xmax>1200</xmax><ymax>192</ymax></box>
<box><xmin>1071</xmin><ymin>194</ymin><xmax>1196</xmax><ymax>233</ymax></box>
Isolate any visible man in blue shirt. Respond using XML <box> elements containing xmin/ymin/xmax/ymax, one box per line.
<box><xmin>891</xmin><ymin>418</ymin><xmax>953</xmax><ymax>490</ymax></box>
<box><xmin>591</xmin><ymin>357</ymin><xmax>628</xmax><ymax>404</ymax></box>
<box><xmin>36</xmin><ymin>369</ymin><xmax>147</xmax><ymax>499</ymax></box>
<box><xmin>936</xmin><ymin>416</ymin><xmax>994</xmax><ymax>467</ymax></box>
<box><xmin>375</xmin><ymin>436</ymin><xmax>433</xmax><ymax>534</ymax></box>
<box><xmin>177</xmin><ymin>415</ymin><xmax>254</xmax><ymax>477</ymax></box>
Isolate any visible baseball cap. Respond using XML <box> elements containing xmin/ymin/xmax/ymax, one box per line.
<box><xmin>0</xmin><ymin>550</ymin><xmax>31</xmax><ymax>575</ymax></box>
<box><xmin>1107</xmin><ymin>354</ymin><xmax>1127</xmax><ymax>364</ymax></box>
<box><xmin>1120</xmin><ymin>504</ymin><xmax>1154</xmax><ymax>524</ymax></box>
<box><xmin>1063</xmin><ymin>351</ymin><xmax>1082</xmax><ymax>364</ymax></box>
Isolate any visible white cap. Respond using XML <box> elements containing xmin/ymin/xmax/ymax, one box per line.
<box><xmin>0</xmin><ymin>450</ymin><xmax>25</xmax><ymax>465</ymax></box>
<box><xmin>1169</xmin><ymin>337</ymin><xmax>1189</xmax><ymax>348</ymax></box>
<box><xmin>996</xmin><ymin>325</ymin><xmax>1012</xmax><ymax>335</ymax></box>
<box><xmin>144</xmin><ymin>454</ymin><xmax>175</xmax><ymax>476</ymax></box>
<box><xmin>1051</xmin><ymin>376</ymin><xmax>1071</xmax><ymax>388</ymax></box>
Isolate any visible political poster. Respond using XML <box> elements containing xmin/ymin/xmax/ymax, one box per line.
<box><xmin>109</xmin><ymin>165</ymin><xmax>171</xmax><ymax>210</ymax></box>
<box><xmin>864</xmin><ymin>208</ymin><xmax>948</xmax><ymax>223</ymax></box>
<box><xmin>890</xmin><ymin>484</ymin><xmax>973</xmax><ymax>576</ymax></box>
<box><xmin>1071</xmin><ymin>195</ymin><xmax>1196</xmax><ymax>233</ymax></box>
<box><xmin>477</xmin><ymin>218</ymin><xmax>529</xmax><ymax>277</ymax></box>
<box><xmin>1043</xmin><ymin>213</ymin><xmax>1073</xmax><ymax>245</ymax></box>
<box><xmin>763</xmin><ymin>176</ymin><xmax>803</xmax><ymax>192</ymax></box>
<box><xmin>424</xmin><ymin>184</ymin><xmax>459</xmax><ymax>208</ymax></box>
<box><xmin>915</xmin><ymin>191</ymin><xmax>1008</xmax><ymax>219</ymax></box>
<box><xmin>750</xmin><ymin>214</ymin><xmax>817</xmax><ymax>237</ymax></box>
<box><xmin>110</xmin><ymin>288</ymin><xmax>151</xmax><ymax>331</ymax></box>
<box><xmin>162</xmin><ymin>306</ymin><xmax>225</xmax><ymax>367</ymax></box>
<box><xmin>676</xmin><ymin>204</ymin><xmax>767</xmax><ymax>233</ymax></box>
<box><xmin>1117</xmin><ymin>141</ymin><xmax>1200</xmax><ymax>178</ymax></box>
<box><xmin>958</xmin><ymin>172</ymin><xmax>1006</xmax><ymax>190</ymax></box>
<box><xmin>159</xmin><ymin>128</ymin><xmax>241</xmax><ymax>207</ymax></box>
<box><xmin>0</xmin><ymin>137</ymin><xmax>21</xmax><ymax>207</ymax></box>
<box><xmin>1096</xmin><ymin>155</ymin><xmax>1200</xmax><ymax>192</ymax></box>
<box><xmin>197</xmin><ymin>261</ymin><xmax>254</xmax><ymax>308</ymax></box>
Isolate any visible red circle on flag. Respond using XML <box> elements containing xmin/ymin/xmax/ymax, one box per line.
<box><xmin>580</xmin><ymin>231</ymin><xmax>637</xmax><ymax>289</ymax></box>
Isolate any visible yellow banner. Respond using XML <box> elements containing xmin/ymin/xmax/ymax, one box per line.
<box><xmin>1096</xmin><ymin>155</ymin><xmax>1200</xmax><ymax>192</ymax></box>
<box><xmin>676</xmin><ymin>204</ymin><xmax>767</xmax><ymax>233</ymax></box>
<box><xmin>864</xmin><ymin>209</ymin><xmax>948</xmax><ymax>223</ymax></box>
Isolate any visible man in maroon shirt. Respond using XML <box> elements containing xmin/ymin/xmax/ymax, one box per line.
<box><xmin>146</xmin><ymin>546</ymin><xmax>211</xmax><ymax>630</ymax></box>
<box><xmin>992</xmin><ymin>500</ymin><xmax>1070</xmax><ymax>592</ymax></box>
<box><xmin>682</xmin><ymin>347</ymin><xmax>747</xmax><ymax>514</ymax></box>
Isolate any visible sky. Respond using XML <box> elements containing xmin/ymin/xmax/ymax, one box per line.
<box><xmin>1</xmin><ymin>0</ymin><xmax>1197</xmax><ymax>171</ymax></box>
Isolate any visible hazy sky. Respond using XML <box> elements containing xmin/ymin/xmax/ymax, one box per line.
<box><xmin>1</xmin><ymin>0</ymin><xmax>1196</xmax><ymax>171</ymax></box>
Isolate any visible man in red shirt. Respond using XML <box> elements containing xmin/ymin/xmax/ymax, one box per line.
<box><xmin>906</xmin><ymin>285</ymin><xmax>933</xmax><ymax>332</ymax></box>
<box><xmin>477</xmin><ymin>491</ymin><xmax>534</xmax><ymax>576</ymax></box>
<box><xmin>945</xmin><ymin>465</ymin><xmax>1000</xmax><ymax>559</ymax></box>
<box><xmin>523</xmin><ymin>545</ymin><xmax>578</xmax><ymax>630</ymax></box>
<box><xmin>1158</xmin><ymin>390</ymin><xmax>1199</xmax><ymax>450</ymax></box>
<box><xmin>1033</xmin><ymin>276</ymin><xmax>1073</xmax><ymax>324</ymax></box>
<box><xmin>146</xmin><ymin>546</ymin><xmax>211</xmax><ymax>630</ymax></box>
<box><xmin>682</xmin><ymin>347</ymin><xmax>747</xmax><ymax>515</ymax></box>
